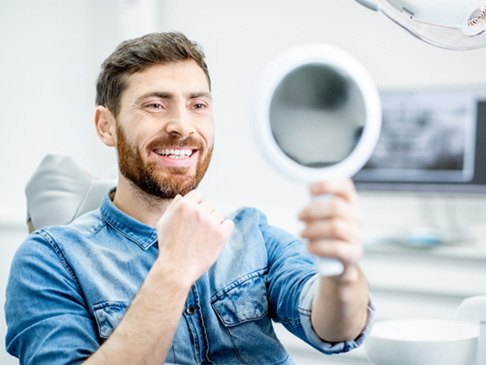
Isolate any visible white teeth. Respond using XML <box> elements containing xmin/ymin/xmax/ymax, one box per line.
<box><xmin>155</xmin><ymin>148</ymin><xmax>193</xmax><ymax>158</ymax></box>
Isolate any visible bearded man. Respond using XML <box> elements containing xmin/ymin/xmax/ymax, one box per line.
<box><xmin>5</xmin><ymin>32</ymin><xmax>373</xmax><ymax>365</ymax></box>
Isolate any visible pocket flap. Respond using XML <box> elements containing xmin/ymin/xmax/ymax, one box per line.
<box><xmin>93</xmin><ymin>301</ymin><xmax>128</xmax><ymax>339</ymax></box>
<box><xmin>212</xmin><ymin>271</ymin><xmax>268</xmax><ymax>326</ymax></box>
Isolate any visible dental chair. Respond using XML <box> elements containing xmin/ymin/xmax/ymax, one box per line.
<box><xmin>26</xmin><ymin>155</ymin><xmax>116</xmax><ymax>232</ymax></box>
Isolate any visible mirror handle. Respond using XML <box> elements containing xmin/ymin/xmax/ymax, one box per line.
<box><xmin>317</xmin><ymin>257</ymin><xmax>345</xmax><ymax>277</ymax></box>
<box><xmin>312</xmin><ymin>194</ymin><xmax>345</xmax><ymax>276</ymax></box>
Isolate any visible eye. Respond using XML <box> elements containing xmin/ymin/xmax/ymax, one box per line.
<box><xmin>193</xmin><ymin>103</ymin><xmax>207</xmax><ymax>110</ymax></box>
<box><xmin>141</xmin><ymin>98</ymin><xmax>166</xmax><ymax>111</ymax></box>
<box><xmin>145</xmin><ymin>102</ymin><xmax>164</xmax><ymax>110</ymax></box>
<box><xmin>191</xmin><ymin>99</ymin><xmax>210</xmax><ymax>112</ymax></box>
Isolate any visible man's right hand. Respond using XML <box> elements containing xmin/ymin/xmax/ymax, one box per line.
<box><xmin>155</xmin><ymin>190</ymin><xmax>234</xmax><ymax>285</ymax></box>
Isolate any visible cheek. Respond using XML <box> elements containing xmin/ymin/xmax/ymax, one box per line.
<box><xmin>199</xmin><ymin>123</ymin><xmax>214</xmax><ymax>147</ymax></box>
<box><xmin>126</xmin><ymin>126</ymin><xmax>152</xmax><ymax>151</ymax></box>
<box><xmin>205</xmin><ymin>131</ymin><xmax>215</xmax><ymax>148</ymax></box>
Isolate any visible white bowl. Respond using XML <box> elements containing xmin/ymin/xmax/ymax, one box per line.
<box><xmin>365</xmin><ymin>319</ymin><xmax>479</xmax><ymax>365</ymax></box>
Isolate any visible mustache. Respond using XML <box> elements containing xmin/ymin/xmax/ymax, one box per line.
<box><xmin>147</xmin><ymin>134</ymin><xmax>203</xmax><ymax>150</ymax></box>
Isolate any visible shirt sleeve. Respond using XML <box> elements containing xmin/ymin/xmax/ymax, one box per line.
<box><xmin>261</xmin><ymin>212</ymin><xmax>375</xmax><ymax>354</ymax></box>
<box><xmin>298</xmin><ymin>274</ymin><xmax>376</xmax><ymax>354</ymax></box>
<box><xmin>5</xmin><ymin>231</ymin><xmax>100</xmax><ymax>365</ymax></box>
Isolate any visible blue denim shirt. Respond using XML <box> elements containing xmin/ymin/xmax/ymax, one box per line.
<box><xmin>5</xmin><ymin>193</ymin><xmax>373</xmax><ymax>365</ymax></box>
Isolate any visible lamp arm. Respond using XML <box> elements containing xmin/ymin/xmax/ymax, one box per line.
<box><xmin>354</xmin><ymin>0</ymin><xmax>380</xmax><ymax>12</ymax></box>
<box><xmin>353</xmin><ymin>0</ymin><xmax>486</xmax><ymax>50</ymax></box>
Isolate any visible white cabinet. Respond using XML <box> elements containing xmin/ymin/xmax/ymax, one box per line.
<box><xmin>363</xmin><ymin>242</ymin><xmax>486</xmax><ymax>321</ymax></box>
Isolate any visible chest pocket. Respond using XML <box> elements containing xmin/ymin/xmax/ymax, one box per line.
<box><xmin>92</xmin><ymin>301</ymin><xmax>129</xmax><ymax>340</ymax></box>
<box><xmin>211</xmin><ymin>270</ymin><xmax>288</xmax><ymax>364</ymax></box>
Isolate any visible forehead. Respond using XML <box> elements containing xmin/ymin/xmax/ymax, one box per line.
<box><xmin>123</xmin><ymin>60</ymin><xmax>210</xmax><ymax>97</ymax></box>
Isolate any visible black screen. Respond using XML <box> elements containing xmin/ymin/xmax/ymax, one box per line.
<box><xmin>354</xmin><ymin>89</ymin><xmax>486</xmax><ymax>194</ymax></box>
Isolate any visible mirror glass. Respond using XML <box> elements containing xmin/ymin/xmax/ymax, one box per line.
<box><xmin>254</xmin><ymin>43</ymin><xmax>382</xmax><ymax>183</ymax></box>
<box><xmin>270</xmin><ymin>64</ymin><xmax>366</xmax><ymax>168</ymax></box>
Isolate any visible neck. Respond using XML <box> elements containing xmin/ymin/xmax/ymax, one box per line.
<box><xmin>112</xmin><ymin>175</ymin><xmax>172</xmax><ymax>227</ymax></box>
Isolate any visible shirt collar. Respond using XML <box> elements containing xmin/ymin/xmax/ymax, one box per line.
<box><xmin>100</xmin><ymin>190</ymin><xmax>158</xmax><ymax>251</ymax></box>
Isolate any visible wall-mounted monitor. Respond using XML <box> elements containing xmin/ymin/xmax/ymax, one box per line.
<box><xmin>354</xmin><ymin>88</ymin><xmax>486</xmax><ymax>193</ymax></box>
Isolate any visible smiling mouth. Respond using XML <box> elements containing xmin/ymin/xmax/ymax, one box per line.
<box><xmin>153</xmin><ymin>148</ymin><xmax>196</xmax><ymax>159</ymax></box>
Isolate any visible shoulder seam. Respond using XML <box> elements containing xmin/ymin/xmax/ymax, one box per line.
<box><xmin>37</xmin><ymin>230</ymin><xmax>83</xmax><ymax>293</ymax></box>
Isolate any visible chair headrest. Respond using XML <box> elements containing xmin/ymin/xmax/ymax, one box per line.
<box><xmin>26</xmin><ymin>154</ymin><xmax>116</xmax><ymax>231</ymax></box>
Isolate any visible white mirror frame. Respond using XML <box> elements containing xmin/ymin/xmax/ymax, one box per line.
<box><xmin>254</xmin><ymin>43</ymin><xmax>382</xmax><ymax>183</ymax></box>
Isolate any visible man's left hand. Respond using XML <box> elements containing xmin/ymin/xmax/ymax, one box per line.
<box><xmin>298</xmin><ymin>179</ymin><xmax>363</xmax><ymax>276</ymax></box>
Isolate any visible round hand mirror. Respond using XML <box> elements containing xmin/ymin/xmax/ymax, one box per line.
<box><xmin>254</xmin><ymin>44</ymin><xmax>382</xmax><ymax>276</ymax></box>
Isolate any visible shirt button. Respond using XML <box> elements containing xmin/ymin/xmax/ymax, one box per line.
<box><xmin>185</xmin><ymin>305</ymin><xmax>195</xmax><ymax>315</ymax></box>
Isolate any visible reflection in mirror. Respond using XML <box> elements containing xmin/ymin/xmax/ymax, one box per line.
<box><xmin>269</xmin><ymin>64</ymin><xmax>366</xmax><ymax>168</ymax></box>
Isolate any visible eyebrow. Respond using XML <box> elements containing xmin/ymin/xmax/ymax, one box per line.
<box><xmin>136</xmin><ymin>91</ymin><xmax>212</xmax><ymax>103</ymax></box>
<box><xmin>189</xmin><ymin>92</ymin><xmax>212</xmax><ymax>100</ymax></box>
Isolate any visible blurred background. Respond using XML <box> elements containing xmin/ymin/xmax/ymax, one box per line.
<box><xmin>1</xmin><ymin>0</ymin><xmax>486</xmax><ymax>364</ymax></box>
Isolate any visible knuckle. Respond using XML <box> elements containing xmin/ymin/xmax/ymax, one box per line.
<box><xmin>178</xmin><ymin>199</ymin><xmax>192</xmax><ymax>214</ymax></box>
<box><xmin>329</xmin><ymin>199</ymin><xmax>341</xmax><ymax>214</ymax></box>
<box><xmin>332</xmin><ymin>244</ymin><xmax>345</xmax><ymax>259</ymax></box>
<box><xmin>348</xmin><ymin>243</ymin><xmax>363</xmax><ymax>263</ymax></box>
<box><xmin>212</xmin><ymin>226</ymin><xmax>228</xmax><ymax>243</ymax></box>
<box><xmin>212</xmin><ymin>208</ymin><xmax>223</xmax><ymax>219</ymax></box>
<box><xmin>330</xmin><ymin>220</ymin><xmax>342</xmax><ymax>237</ymax></box>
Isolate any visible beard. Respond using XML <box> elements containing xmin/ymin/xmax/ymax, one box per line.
<box><xmin>116</xmin><ymin>124</ymin><xmax>213</xmax><ymax>199</ymax></box>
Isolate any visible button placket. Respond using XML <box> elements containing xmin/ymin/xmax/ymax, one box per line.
<box><xmin>184</xmin><ymin>284</ymin><xmax>209</xmax><ymax>364</ymax></box>
<box><xmin>185</xmin><ymin>305</ymin><xmax>196</xmax><ymax>315</ymax></box>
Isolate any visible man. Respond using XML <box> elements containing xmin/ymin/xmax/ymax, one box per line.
<box><xmin>5</xmin><ymin>32</ymin><xmax>373</xmax><ymax>365</ymax></box>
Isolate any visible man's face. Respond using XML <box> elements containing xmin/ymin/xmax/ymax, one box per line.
<box><xmin>114</xmin><ymin>60</ymin><xmax>214</xmax><ymax>199</ymax></box>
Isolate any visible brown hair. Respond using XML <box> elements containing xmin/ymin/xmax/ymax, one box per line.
<box><xmin>95</xmin><ymin>32</ymin><xmax>210</xmax><ymax>116</ymax></box>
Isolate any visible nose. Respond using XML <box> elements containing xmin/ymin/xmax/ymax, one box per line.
<box><xmin>164</xmin><ymin>106</ymin><xmax>195</xmax><ymax>136</ymax></box>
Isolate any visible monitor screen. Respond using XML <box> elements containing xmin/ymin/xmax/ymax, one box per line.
<box><xmin>354</xmin><ymin>88</ymin><xmax>486</xmax><ymax>193</ymax></box>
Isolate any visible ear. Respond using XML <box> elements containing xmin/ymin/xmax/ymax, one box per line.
<box><xmin>94</xmin><ymin>106</ymin><xmax>117</xmax><ymax>147</ymax></box>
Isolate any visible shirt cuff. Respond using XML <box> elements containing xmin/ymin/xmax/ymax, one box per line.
<box><xmin>298</xmin><ymin>273</ymin><xmax>376</xmax><ymax>354</ymax></box>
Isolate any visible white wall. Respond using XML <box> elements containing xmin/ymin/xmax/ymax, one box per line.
<box><xmin>2</xmin><ymin>0</ymin><xmax>486</xmax><ymax>364</ymax></box>
<box><xmin>159</xmin><ymin>0</ymin><xmax>486</xmax><ymax>238</ymax></box>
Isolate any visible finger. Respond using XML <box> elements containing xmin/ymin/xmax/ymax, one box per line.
<box><xmin>162</xmin><ymin>194</ymin><xmax>183</xmax><ymax>215</ymax></box>
<box><xmin>195</xmin><ymin>199</ymin><xmax>228</xmax><ymax>224</ymax></box>
<box><xmin>298</xmin><ymin>197</ymin><xmax>359</xmax><ymax>222</ymax></box>
<box><xmin>198</xmin><ymin>199</ymin><xmax>216</xmax><ymax>214</ymax></box>
<box><xmin>309</xmin><ymin>179</ymin><xmax>358</xmax><ymax>204</ymax></box>
<box><xmin>307</xmin><ymin>239</ymin><xmax>363</xmax><ymax>265</ymax></box>
<box><xmin>301</xmin><ymin>219</ymin><xmax>362</xmax><ymax>243</ymax></box>
<box><xmin>171</xmin><ymin>194</ymin><xmax>183</xmax><ymax>204</ymax></box>
<box><xmin>210</xmin><ymin>209</ymin><xmax>225</xmax><ymax>224</ymax></box>
<box><xmin>182</xmin><ymin>189</ymin><xmax>204</xmax><ymax>204</ymax></box>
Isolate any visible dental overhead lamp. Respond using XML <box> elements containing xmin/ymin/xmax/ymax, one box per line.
<box><xmin>355</xmin><ymin>0</ymin><xmax>486</xmax><ymax>50</ymax></box>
